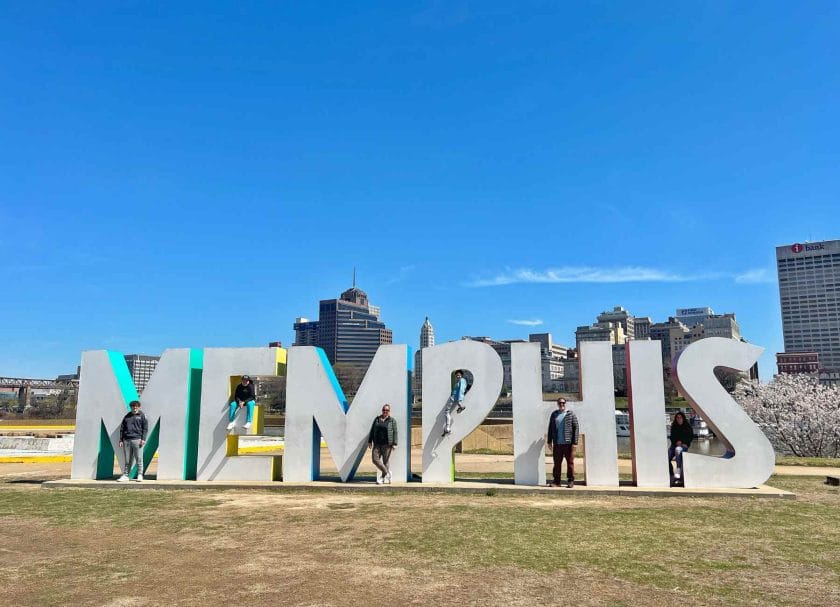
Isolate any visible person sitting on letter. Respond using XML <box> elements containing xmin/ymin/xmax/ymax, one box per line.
<box><xmin>227</xmin><ymin>375</ymin><xmax>256</xmax><ymax>432</ymax></box>
<box><xmin>442</xmin><ymin>369</ymin><xmax>467</xmax><ymax>436</ymax></box>
<box><xmin>669</xmin><ymin>411</ymin><xmax>693</xmax><ymax>485</ymax></box>
<box><xmin>368</xmin><ymin>403</ymin><xmax>398</xmax><ymax>485</ymax></box>
<box><xmin>547</xmin><ymin>398</ymin><xmax>579</xmax><ymax>488</ymax></box>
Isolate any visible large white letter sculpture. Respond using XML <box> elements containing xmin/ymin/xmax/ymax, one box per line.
<box><xmin>511</xmin><ymin>342</ymin><xmax>554</xmax><ymax>486</ymax></box>
<box><xmin>195</xmin><ymin>347</ymin><xmax>284</xmax><ymax>481</ymax></box>
<box><xmin>422</xmin><ymin>340</ymin><xmax>503</xmax><ymax>483</ymax></box>
<box><xmin>511</xmin><ymin>341</ymin><xmax>618</xmax><ymax>486</ymax></box>
<box><xmin>72</xmin><ymin>349</ymin><xmax>199</xmax><ymax>480</ymax></box>
<box><xmin>626</xmin><ymin>340</ymin><xmax>669</xmax><ymax>488</ymax></box>
<box><xmin>673</xmin><ymin>338</ymin><xmax>774</xmax><ymax>488</ymax></box>
<box><xmin>284</xmin><ymin>345</ymin><xmax>409</xmax><ymax>482</ymax></box>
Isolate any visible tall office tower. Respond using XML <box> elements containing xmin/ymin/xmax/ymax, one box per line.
<box><xmin>776</xmin><ymin>239</ymin><xmax>840</xmax><ymax>371</ymax></box>
<box><xmin>293</xmin><ymin>283</ymin><xmax>393</xmax><ymax>369</ymax></box>
<box><xmin>123</xmin><ymin>354</ymin><xmax>160</xmax><ymax>394</ymax></box>
<box><xmin>413</xmin><ymin>317</ymin><xmax>435</xmax><ymax>395</ymax></box>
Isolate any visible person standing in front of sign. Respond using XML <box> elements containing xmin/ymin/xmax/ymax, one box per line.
<box><xmin>442</xmin><ymin>370</ymin><xmax>467</xmax><ymax>436</ymax></box>
<box><xmin>669</xmin><ymin>411</ymin><xmax>694</xmax><ymax>486</ymax></box>
<box><xmin>547</xmin><ymin>398</ymin><xmax>579</xmax><ymax>488</ymax></box>
<box><xmin>227</xmin><ymin>375</ymin><xmax>256</xmax><ymax>432</ymax></box>
<box><xmin>369</xmin><ymin>403</ymin><xmax>398</xmax><ymax>485</ymax></box>
<box><xmin>117</xmin><ymin>400</ymin><xmax>148</xmax><ymax>482</ymax></box>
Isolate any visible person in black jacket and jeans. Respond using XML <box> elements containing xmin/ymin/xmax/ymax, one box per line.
<box><xmin>669</xmin><ymin>411</ymin><xmax>694</xmax><ymax>485</ymax></box>
<box><xmin>117</xmin><ymin>400</ymin><xmax>148</xmax><ymax>482</ymax></box>
<box><xmin>227</xmin><ymin>375</ymin><xmax>256</xmax><ymax>432</ymax></box>
<box><xmin>546</xmin><ymin>398</ymin><xmax>579</xmax><ymax>488</ymax></box>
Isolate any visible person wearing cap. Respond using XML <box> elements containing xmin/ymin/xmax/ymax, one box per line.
<box><xmin>546</xmin><ymin>397</ymin><xmax>579</xmax><ymax>488</ymax></box>
<box><xmin>368</xmin><ymin>403</ymin><xmax>398</xmax><ymax>484</ymax></box>
<box><xmin>227</xmin><ymin>375</ymin><xmax>256</xmax><ymax>432</ymax></box>
<box><xmin>117</xmin><ymin>400</ymin><xmax>148</xmax><ymax>482</ymax></box>
<box><xmin>442</xmin><ymin>370</ymin><xmax>468</xmax><ymax>436</ymax></box>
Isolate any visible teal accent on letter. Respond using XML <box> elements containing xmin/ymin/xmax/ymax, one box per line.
<box><xmin>317</xmin><ymin>348</ymin><xmax>349</xmax><ymax>412</ymax></box>
<box><xmin>97</xmin><ymin>420</ymin><xmax>115</xmax><ymax>480</ymax></box>
<box><xmin>142</xmin><ymin>423</ymin><xmax>160</xmax><ymax>473</ymax></box>
<box><xmin>405</xmin><ymin>345</ymin><xmax>412</xmax><ymax>481</ymax></box>
<box><xmin>107</xmin><ymin>351</ymin><xmax>140</xmax><ymax>407</ymax></box>
<box><xmin>312</xmin><ymin>419</ymin><xmax>322</xmax><ymax>481</ymax></box>
<box><xmin>183</xmin><ymin>348</ymin><xmax>204</xmax><ymax>480</ymax></box>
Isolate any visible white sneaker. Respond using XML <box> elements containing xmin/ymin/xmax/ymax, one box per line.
<box><xmin>243</xmin><ymin>422</ymin><xmax>252</xmax><ymax>430</ymax></box>
<box><xmin>376</xmin><ymin>473</ymin><xmax>384</xmax><ymax>485</ymax></box>
<box><xmin>675</xmin><ymin>470</ymin><xmax>681</xmax><ymax>480</ymax></box>
<box><xmin>385</xmin><ymin>471</ymin><xmax>392</xmax><ymax>484</ymax></box>
<box><xmin>117</xmin><ymin>475</ymin><xmax>129</xmax><ymax>482</ymax></box>
<box><xmin>226</xmin><ymin>421</ymin><xmax>236</xmax><ymax>431</ymax></box>
<box><xmin>136</xmin><ymin>474</ymin><xmax>144</xmax><ymax>482</ymax></box>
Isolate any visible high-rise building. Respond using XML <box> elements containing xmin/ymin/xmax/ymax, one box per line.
<box><xmin>597</xmin><ymin>306</ymin><xmax>635</xmax><ymax>339</ymax></box>
<box><xmin>412</xmin><ymin>317</ymin><xmax>435</xmax><ymax>395</ymax></box>
<box><xmin>776</xmin><ymin>239</ymin><xmax>840</xmax><ymax>372</ymax></box>
<box><xmin>124</xmin><ymin>354</ymin><xmax>159</xmax><ymax>394</ymax></box>
<box><xmin>293</xmin><ymin>283</ymin><xmax>393</xmax><ymax>369</ymax></box>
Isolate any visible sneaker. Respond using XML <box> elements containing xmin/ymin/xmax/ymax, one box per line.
<box><xmin>243</xmin><ymin>422</ymin><xmax>252</xmax><ymax>430</ymax></box>
<box><xmin>385</xmin><ymin>471</ymin><xmax>392</xmax><ymax>484</ymax></box>
<box><xmin>456</xmin><ymin>405</ymin><xmax>465</xmax><ymax>413</ymax></box>
<box><xmin>117</xmin><ymin>475</ymin><xmax>129</xmax><ymax>483</ymax></box>
<box><xmin>674</xmin><ymin>470</ymin><xmax>681</xmax><ymax>480</ymax></box>
<box><xmin>226</xmin><ymin>421</ymin><xmax>236</xmax><ymax>431</ymax></box>
<box><xmin>136</xmin><ymin>474</ymin><xmax>144</xmax><ymax>482</ymax></box>
<box><xmin>442</xmin><ymin>428</ymin><xmax>451</xmax><ymax>437</ymax></box>
<box><xmin>567</xmin><ymin>480</ymin><xmax>574</xmax><ymax>488</ymax></box>
<box><xmin>376</xmin><ymin>474</ymin><xmax>384</xmax><ymax>485</ymax></box>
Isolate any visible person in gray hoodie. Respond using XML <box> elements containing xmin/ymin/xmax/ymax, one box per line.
<box><xmin>117</xmin><ymin>400</ymin><xmax>148</xmax><ymax>482</ymax></box>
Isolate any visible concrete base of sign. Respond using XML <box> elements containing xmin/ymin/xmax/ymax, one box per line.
<box><xmin>42</xmin><ymin>478</ymin><xmax>795</xmax><ymax>499</ymax></box>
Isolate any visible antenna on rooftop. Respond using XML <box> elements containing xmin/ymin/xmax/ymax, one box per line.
<box><xmin>352</xmin><ymin>266</ymin><xmax>356</xmax><ymax>288</ymax></box>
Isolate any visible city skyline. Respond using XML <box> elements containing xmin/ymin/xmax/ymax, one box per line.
<box><xmin>2</xmin><ymin>4</ymin><xmax>838</xmax><ymax>380</ymax></box>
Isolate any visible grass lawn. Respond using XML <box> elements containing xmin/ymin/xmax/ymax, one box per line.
<box><xmin>1</xmin><ymin>475</ymin><xmax>839</xmax><ymax>606</ymax></box>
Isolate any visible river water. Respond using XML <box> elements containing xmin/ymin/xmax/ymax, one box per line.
<box><xmin>616</xmin><ymin>436</ymin><xmax>727</xmax><ymax>457</ymax></box>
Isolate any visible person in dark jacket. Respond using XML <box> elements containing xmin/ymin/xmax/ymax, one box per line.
<box><xmin>546</xmin><ymin>398</ymin><xmax>579</xmax><ymax>488</ymax></box>
<box><xmin>117</xmin><ymin>400</ymin><xmax>148</xmax><ymax>482</ymax></box>
<box><xmin>368</xmin><ymin>403</ymin><xmax>398</xmax><ymax>485</ymax></box>
<box><xmin>669</xmin><ymin>411</ymin><xmax>694</xmax><ymax>484</ymax></box>
<box><xmin>227</xmin><ymin>375</ymin><xmax>256</xmax><ymax>432</ymax></box>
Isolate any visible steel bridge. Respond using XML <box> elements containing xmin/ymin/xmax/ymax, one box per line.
<box><xmin>0</xmin><ymin>377</ymin><xmax>78</xmax><ymax>409</ymax></box>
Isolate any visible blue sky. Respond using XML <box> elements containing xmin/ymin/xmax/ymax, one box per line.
<box><xmin>1</xmin><ymin>2</ymin><xmax>838</xmax><ymax>379</ymax></box>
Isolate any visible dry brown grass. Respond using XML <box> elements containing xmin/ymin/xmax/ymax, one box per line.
<box><xmin>1</xmin><ymin>466</ymin><xmax>839</xmax><ymax>606</ymax></box>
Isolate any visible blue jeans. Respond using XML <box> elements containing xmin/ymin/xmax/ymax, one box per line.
<box><xmin>668</xmin><ymin>445</ymin><xmax>686</xmax><ymax>476</ymax></box>
<box><xmin>228</xmin><ymin>400</ymin><xmax>255</xmax><ymax>423</ymax></box>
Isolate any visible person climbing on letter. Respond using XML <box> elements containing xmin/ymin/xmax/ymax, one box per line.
<box><xmin>227</xmin><ymin>375</ymin><xmax>256</xmax><ymax>432</ymax></box>
<box><xmin>442</xmin><ymin>369</ymin><xmax>467</xmax><ymax>436</ymax></box>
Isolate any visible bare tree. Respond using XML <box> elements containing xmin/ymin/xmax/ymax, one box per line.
<box><xmin>735</xmin><ymin>374</ymin><xmax>840</xmax><ymax>457</ymax></box>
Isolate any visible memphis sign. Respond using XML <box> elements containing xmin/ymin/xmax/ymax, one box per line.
<box><xmin>71</xmin><ymin>338</ymin><xmax>774</xmax><ymax>489</ymax></box>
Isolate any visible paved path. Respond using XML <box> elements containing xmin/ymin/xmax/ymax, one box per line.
<box><xmin>2</xmin><ymin>453</ymin><xmax>838</xmax><ymax>482</ymax></box>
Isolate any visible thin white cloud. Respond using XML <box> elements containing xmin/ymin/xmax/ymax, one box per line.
<box><xmin>507</xmin><ymin>319</ymin><xmax>544</xmax><ymax>326</ymax></box>
<box><xmin>466</xmin><ymin>266</ymin><xmax>709</xmax><ymax>287</ymax></box>
<box><xmin>386</xmin><ymin>264</ymin><xmax>416</xmax><ymax>285</ymax></box>
<box><xmin>735</xmin><ymin>268</ymin><xmax>776</xmax><ymax>284</ymax></box>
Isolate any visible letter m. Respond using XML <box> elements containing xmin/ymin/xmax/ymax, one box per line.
<box><xmin>71</xmin><ymin>349</ymin><xmax>202</xmax><ymax>480</ymax></box>
<box><xmin>283</xmin><ymin>345</ymin><xmax>409</xmax><ymax>482</ymax></box>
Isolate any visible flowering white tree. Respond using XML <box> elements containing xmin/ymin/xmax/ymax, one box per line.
<box><xmin>735</xmin><ymin>374</ymin><xmax>840</xmax><ymax>457</ymax></box>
